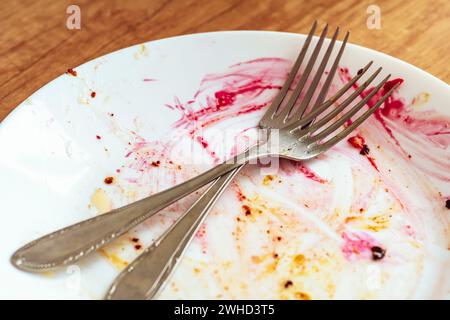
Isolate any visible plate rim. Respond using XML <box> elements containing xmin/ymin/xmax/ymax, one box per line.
<box><xmin>1</xmin><ymin>30</ymin><xmax>449</xmax><ymax>131</ymax></box>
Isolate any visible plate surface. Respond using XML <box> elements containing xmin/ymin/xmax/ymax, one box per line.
<box><xmin>0</xmin><ymin>31</ymin><xmax>449</xmax><ymax>299</ymax></box>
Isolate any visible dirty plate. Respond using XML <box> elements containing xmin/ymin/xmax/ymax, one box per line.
<box><xmin>0</xmin><ymin>31</ymin><xmax>449</xmax><ymax>299</ymax></box>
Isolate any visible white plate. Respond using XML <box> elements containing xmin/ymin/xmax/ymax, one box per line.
<box><xmin>0</xmin><ymin>31</ymin><xmax>449</xmax><ymax>299</ymax></box>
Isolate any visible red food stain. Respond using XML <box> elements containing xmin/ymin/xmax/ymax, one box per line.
<box><xmin>236</xmin><ymin>190</ymin><xmax>247</xmax><ymax>201</ymax></box>
<box><xmin>104</xmin><ymin>176</ymin><xmax>114</xmax><ymax>184</ymax></box>
<box><xmin>347</xmin><ymin>134</ymin><xmax>379</xmax><ymax>171</ymax></box>
<box><xmin>341</xmin><ymin>231</ymin><xmax>380</xmax><ymax>260</ymax></box>
<box><xmin>90</xmin><ymin>91</ymin><xmax>96</xmax><ymax>98</ymax></box>
<box><xmin>339</xmin><ymin>69</ymin><xmax>450</xmax><ymax>180</ymax></box>
<box><xmin>195</xmin><ymin>223</ymin><xmax>208</xmax><ymax>254</ymax></box>
<box><xmin>196</xmin><ymin>136</ymin><xmax>209</xmax><ymax>148</ymax></box>
<box><xmin>151</xmin><ymin>160</ymin><xmax>161</xmax><ymax>167</ymax></box>
<box><xmin>66</xmin><ymin>68</ymin><xmax>77</xmax><ymax>76</ymax></box>
<box><xmin>166</xmin><ymin>58</ymin><xmax>287</xmax><ymax>163</ymax></box>
<box><xmin>340</xmin><ymin>68</ymin><xmax>450</xmax><ymax>148</ymax></box>
<box><xmin>96</xmin><ymin>135</ymin><xmax>101</xmax><ymax>140</ymax></box>
<box><xmin>296</xmin><ymin>163</ymin><xmax>327</xmax><ymax>183</ymax></box>
<box><xmin>242</xmin><ymin>205</ymin><xmax>252</xmax><ymax>216</ymax></box>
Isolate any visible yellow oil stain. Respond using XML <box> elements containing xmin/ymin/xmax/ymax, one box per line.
<box><xmin>367</xmin><ymin>214</ymin><xmax>390</xmax><ymax>231</ymax></box>
<box><xmin>293</xmin><ymin>254</ymin><xmax>306</xmax><ymax>269</ymax></box>
<box><xmin>134</xmin><ymin>44</ymin><xmax>149</xmax><ymax>60</ymax></box>
<box><xmin>344</xmin><ymin>213</ymin><xmax>390</xmax><ymax>232</ymax></box>
<box><xmin>411</xmin><ymin>92</ymin><xmax>430</xmax><ymax>107</ymax></box>
<box><xmin>98</xmin><ymin>249</ymin><xmax>128</xmax><ymax>270</ymax></box>
<box><xmin>295</xmin><ymin>291</ymin><xmax>311</xmax><ymax>300</ymax></box>
<box><xmin>262</xmin><ymin>175</ymin><xmax>275</xmax><ymax>186</ymax></box>
<box><xmin>89</xmin><ymin>188</ymin><xmax>112</xmax><ymax>214</ymax></box>
<box><xmin>77</xmin><ymin>96</ymin><xmax>90</xmax><ymax>106</ymax></box>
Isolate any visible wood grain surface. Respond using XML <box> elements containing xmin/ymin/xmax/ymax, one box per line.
<box><xmin>1</xmin><ymin>0</ymin><xmax>449</xmax><ymax>121</ymax></box>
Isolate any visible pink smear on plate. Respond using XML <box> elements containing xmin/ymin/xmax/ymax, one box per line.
<box><xmin>339</xmin><ymin>67</ymin><xmax>450</xmax><ymax>182</ymax></box>
<box><xmin>341</xmin><ymin>231</ymin><xmax>380</xmax><ymax>261</ymax></box>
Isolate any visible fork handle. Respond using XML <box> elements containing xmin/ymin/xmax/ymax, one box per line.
<box><xmin>105</xmin><ymin>166</ymin><xmax>243</xmax><ymax>299</ymax></box>
<box><xmin>11</xmin><ymin>152</ymin><xmax>252</xmax><ymax>272</ymax></box>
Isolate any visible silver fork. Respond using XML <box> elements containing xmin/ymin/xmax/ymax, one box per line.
<box><xmin>11</xmin><ymin>23</ymin><xmax>399</xmax><ymax>274</ymax></box>
<box><xmin>105</xmin><ymin>21</ymin><xmax>350</xmax><ymax>299</ymax></box>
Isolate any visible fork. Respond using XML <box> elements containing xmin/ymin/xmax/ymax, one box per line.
<box><xmin>11</xmin><ymin>23</ymin><xmax>399</xmax><ymax>274</ymax></box>
<box><xmin>105</xmin><ymin>21</ymin><xmax>347</xmax><ymax>299</ymax></box>
<box><xmin>104</xmin><ymin>23</ymin><xmax>396</xmax><ymax>300</ymax></box>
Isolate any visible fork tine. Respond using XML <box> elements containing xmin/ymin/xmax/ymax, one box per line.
<box><xmin>286</xmin><ymin>27</ymin><xmax>341</xmax><ymax>124</ymax></box>
<box><xmin>304</xmin><ymin>67</ymin><xmax>382</xmax><ymax>134</ymax></box>
<box><xmin>259</xmin><ymin>21</ymin><xmax>317</xmax><ymax>127</ymax></box>
<box><xmin>310</xmin><ymin>82</ymin><xmax>400</xmax><ymax>152</ymax></box>
<box><xmin>275</xmin><ymin>24</ymin><xmax>329</xmax><ymax>121</ymax></box>
<box><xmin>289</xmin><ymin>61</ymin><xmax>373</xmax><ymax>129</ymax></box>
<box><xmin>312</xmin><ymin>31</ymin><xmax>349</xmax><ymax>108</ymax></box>
<box><xmin>308</xmin><ymin>74</ymin><xmax>391</xmax><ymax>143</ymax></box>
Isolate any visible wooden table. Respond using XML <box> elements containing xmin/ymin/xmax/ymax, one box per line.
<box><xmin>1</xmin><ymin>0</ymin><xmax>449</xmax><ymax>121</ymax></box>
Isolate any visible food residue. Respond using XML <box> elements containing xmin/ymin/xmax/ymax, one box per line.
<box><xmin>89</xmin><ymin>188</ymin><xmax>112</xmax><ymax>214</ymax></box>
<box><xmin>371</xmin><ymin>246</ymin><xmax>386</xmax><ymax>260</ymax></box>
<box><xmin>151</xmin><ymin>161</ymin><xmax>161</xmax><ymax>167</ymax></box>
<box><xmin>104</xmin><ymin>176</ymin><xmax>114</xmax><ymax>185</ymax></box>
<box><xmin>66</xmin><ymin>68</ymin><xmax>77</xmax><ymax>76</ymax></box>
<box><xmin>284</xmin><ymin>280</ymin><xmax>293</xmax><ymax>288</ymax></box>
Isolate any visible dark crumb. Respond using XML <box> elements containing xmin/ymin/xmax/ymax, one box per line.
<box><xmin>266</xmin><ymin>230</ymin><xmax>270</xmax><ymax>234</ymax></box>
<box><xmin>131</xmin><ymin>237</ymin><xmax>139</xmax><ymax>243</ymax></box>
<box><xmin>284</xmin><ymin>280</ymin><xmax>293</xmax><ymax>289</ymax></box>
<box><xmin>134</xmin><ymin>244</ymin><xmax>142</xmax><ymax>250</ymax></box>
<box><xmin>371</xmin><ymin>246</ymin><xmax>386</xmax><ymax>260</ymax></box>
<box><xmin>276</xmin><ymin>236</ymin><xmax>282</xmax><ymax>241</ymax></box>
<box><xmin>66</xmin><ymin>68</ymin><xmax>77</xmax><ymax>76</ymax></box>
<box><xmin>96</xmin><ymin>135</ymin><xmax>101</xmax><ymax>140</ymax></box>
<box><xmin>359</xmin><ymin>208</ymin><xmax>364</xmax><ymax>213</ymax></box>
<box><xmin>242</xmin><ymin>205</ymin><xmax>251</xmax><ymax>216</ymax></box>
<box><xmin>104</xmin><ymin>176</ymin><xmax>114</xmax><ymax>184</ymax></box>
<box><xmin>408</xmin><ymin>154</ymin><xmax>412</xmax><ymax>159</ymax></box>
<box><xmin>359</xmin><ymin>145</ymin><xmax>370</xmax><ymax>155</ymax></box>
<box><xmin>446</xmin><ymin>199</ymin><xmax>450</xmax><ymax>209</ymax></box>
<box><xmin>357</xmin><ymin>68</ymin><xmax>364</xmax><ymax>75</ymax></box>
<box><xmin>151</xmin><ymin>160</ymin><xmax>161</xmax><ymax>167</ymax></box>
<box><xmin>273</xmin><ymin>253</ymin><xmax>279</xmax><ymax>259</ymax></box>
<box><xmin>90</xmin><ymin>91</ymin><xmax>96</xmax><ymax>98</ymax></box>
